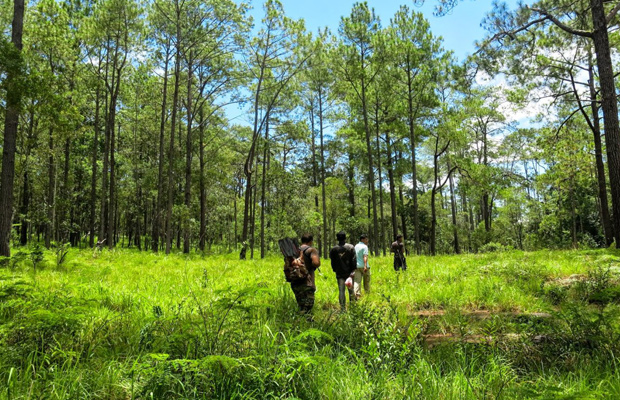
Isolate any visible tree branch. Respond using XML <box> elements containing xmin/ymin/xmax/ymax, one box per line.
<box><xmin>607</xmin><ymin>1</ymin><xmax>620</xmax><ymax>24</ymax></box>
<box><xmin>530</xmin><ymin>7</ymin><xmax>593</xmax><ymax>38</ymax></box>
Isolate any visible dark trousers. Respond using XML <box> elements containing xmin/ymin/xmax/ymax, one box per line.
<box><xmin>337</xmin><ymin>277</ymin><xmax>355</xmax><ymax>309</ymax></box>
<box><xmin>394</xmin><ymin>256</ymin><xmax>407</xmax><ymax>271</ymax></box>
<box><xmin>291</xmin><ymin>284</ymin><xmax>315</xmax><ymax>313</ymax></box>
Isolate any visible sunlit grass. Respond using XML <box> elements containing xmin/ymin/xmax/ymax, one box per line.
<box><xmin>1</xmin><ymin>247</ymin><xmax>620</xmax><ymax>399</ymax></box>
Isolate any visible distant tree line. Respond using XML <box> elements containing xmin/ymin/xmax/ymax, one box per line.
<box><xmin>0</xmin><ymin>0</ymin><xmax>619</xmax><ymax>258</ymax></box>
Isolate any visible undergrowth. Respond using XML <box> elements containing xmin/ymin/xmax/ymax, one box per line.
<box><xmin>1</xmin><ymin>248</ymin><xmax>620</xmax><ymax>399</ymax></box>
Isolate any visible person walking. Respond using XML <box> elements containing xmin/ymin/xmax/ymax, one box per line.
<box><xmin>291</xmin><ymin>233</ymin><xmax>320</xmax><ymax>314</ymax></box>
<box><xmin>329</xmin><ymin>231</ymin><xmax>356</xmax><ymax>310</ymax></box>
<box><xmin>391</xmin><ymin>234</ymin><xmax>407</xmax><ymax>271</ymax></box>
<box><xmin>353</xmin><ymin>234</ymin><xmax>371</xmax><ymax>298</ymax></box>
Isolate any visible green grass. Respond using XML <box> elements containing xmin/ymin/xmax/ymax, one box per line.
<box><xmin>1</xmin><ymin>248</ymin><xmax>620</xmax><ymax>399</ymax></box>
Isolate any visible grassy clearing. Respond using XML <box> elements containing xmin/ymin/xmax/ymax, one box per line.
<box><xmin>1</xmin><ymin>248</ymin><xmax>620</xmax><ymax>399</ymax></box>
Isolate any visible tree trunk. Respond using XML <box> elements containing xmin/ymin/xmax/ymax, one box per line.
<box><xmin>309</xmin><ymin>98</ymin><xmax>321</xmax><ymax>254</ymax></box>
<box><xmin>46</xmin><ymin>128</ymin><xmax>56</xmax><ymax>248</ymax></box>
<box><xmin>19</xmin><ymin>171</ymin><xmax>29</xmax><ymax>246</ymax></box>
<box><xmin>570</xmin><ymin>183</ymin><xmax>577</xmax><ymax>248</ymax></box>
<box><xmin>590</xmin><ymin>0</ymin><xmax>620</xmax><ymax>246</ymax></box>
<box><xmin>348</xmin><ymin>158</ymin><xmax>355</xmax><ymax>217</ymax></box>
<box><xmin>107</xmin><ymin>85</ymin><xmax>120</xmax><ymax>249</ymax></box>
<box><xmin>386</xmin><ymin>131</ymin><xmax>398</xmax><ymax>242</ymax></box>
<box><xmin>406</xmin><ymin>55</ymin><xmax>421</xmax><ymax>255</ymax></box>
<box><xmin>260</xmin><ymin>116</ymin><xmax>269</xmax><ymax>258</ymax></box>
<box><xmin>250</xmin><ymin>157</ymin><xmax>258</xmax><ymax>259</ymax></box>
<box><xmin>430</xmin><ymin>145</ymin><xmax>439</xmax><ymax>256</ymax></box>
<box><xmin>19</xmin><ymin>108</ymin><xmax>35</xmax><ymax>247</ymax></box>
<box><xmin>183</xmin><ymin>51</ymin><xmax>194</xmax><ymax>254</ymax></box>
<box><xmin>153</xmin><ymin>42</ymin><xmax>170</xmax><ymax>252</ymax></box>
<box><xmin>374</xmin><ymin>105</ymin><xmax>386</xmax><ymax>256</ymax></box>
<box><xmin>199</xmin><ymin>105</ymin><xmax>206</xmax><ymax>252</ymax></box>
<box><xmin>0</xmin><ymin>0</ymin><xmax>24</xmax><ymax>256</ymax></box>
<box><xmin>448</xmin><ymin>161</ymin><xmax>460</xmax><ymax>254</ymax></box>
<box><xmin>166</xmin><ymin>35</ymin><xmax>181</xmax><ymax>255</ymax></box>
<box><xmin>319</xmin><ymin>87</ymin><xmax>328</xmax><ymax>258</ymax></box>
<box><xmin>62</xmin><ymin>139</ymin><xmax>70</xmax><ymax>242</ymax></box>
<box><xmin>586</xmin><ymin>51</ymin><xmax>614</xmax><ymax>246</ymax></box>
<box><xmin>89</xmin><ymin>87</ymin><xmax>100</xmax><ymax>247</ymax></box>
<box><xmin>361</xmin><ymin>76</ymin><xmax>379</xmax><ymax>256</ymax></box>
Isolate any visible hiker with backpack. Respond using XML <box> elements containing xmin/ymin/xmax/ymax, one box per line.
<box><xmin>280</xmin><ymin>233</ymin><xmax>320</xmax><ymax>314</ymax></box>
<box><xmin>391</xmin><ymin>234</ymin><xmax>407</xmax><ymax>271</ymax></box>
<box><xmin>329</xmin><ymin>231</ymin><xmax>356</xmax><ymax>310</ymax></box>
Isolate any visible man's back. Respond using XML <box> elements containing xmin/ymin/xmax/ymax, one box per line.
<box><xmin>329</xmin><ymin>243</ymin><xmax>355</xmax><ymax>278</ymax></box>
<box><xmin>355</xmin><ymin>242</ymin><xmax>369</xmax><ymax>268</ymax></box>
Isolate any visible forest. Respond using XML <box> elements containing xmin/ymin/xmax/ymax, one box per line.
<box><xmin>0</xmin><ymin>0</ymin><xmax>618</xmax><ymax>259</ymax></box>
<box><xmin>5</xmin><ymin>0</ymin><xmax>620</xmax><ymax>399</ymax></box>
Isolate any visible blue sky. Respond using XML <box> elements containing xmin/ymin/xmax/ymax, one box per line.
<box><xmin>244</xmin><ymin>0</ymin><xmax>519</xmax><ymax>61</ymax></box>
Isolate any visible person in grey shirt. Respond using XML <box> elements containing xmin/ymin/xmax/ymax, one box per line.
<box><xmin>353</xmin><ymin>234</ymin><xmax>371</xmax><ymax>298</ymax></box>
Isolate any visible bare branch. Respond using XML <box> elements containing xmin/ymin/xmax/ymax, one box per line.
<box><xmin>607</xmin><ymin>1</ymin><xmax>620</xmax><ymax>24</ymax></box>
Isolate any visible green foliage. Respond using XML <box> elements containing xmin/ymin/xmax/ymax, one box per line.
<box><xmin>0</xmin><ymin>248</ymin><xmax>619</xmax><ymax>398</ymax></box>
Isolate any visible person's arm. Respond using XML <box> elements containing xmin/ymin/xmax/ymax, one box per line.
<box><xmin>363</xmin><ymin>247</ymin><xmax>368</xmax><ymax>272</ymax></box>
<box><xmin>311</xmin><ymin>249</ymin><xmax>320</xmax><ymax>269</ymax></box>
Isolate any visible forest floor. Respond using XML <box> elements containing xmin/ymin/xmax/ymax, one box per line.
<box><xmin>2</xmin><ymin>247</ymin><xmax>620</xmax><ymax>399</ymax></box>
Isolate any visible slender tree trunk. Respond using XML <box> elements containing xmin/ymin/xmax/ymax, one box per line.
<box><xmin>0</xmin><ymin>0</ymin><xmax>25</xmax><ymax>256</ymax></box>
<box><xmin>374</xmin><ymin>105</ymin><xmax>386</xmax><ymax>256</ymax></box>
<box><xmin>183</xmin><ymin>51</ymin><xmax>194</xmax><ymax>254</ymax></box>
<box><xmin>241</xmin><ymin>59</ymin><xmax>267</xmax><ymax>260</ymax></box>
<box><xmin>250</xmin><ymin>157</ymin><xmax>258</xmax><ymax>259</ymax></box>
<box><xmin>46</xmin><ymin>128</ymin><xmax>56</xmax><ymax>248</ymax></box>
<box><xmin>448</xmin><ymin>161</ymin><xmax>460</xmax><ymax>254</ymax></box>
<box><xmin>153</xmin><ymin>43</ymin><xmax>170</xmax><ymax>252</ymax></box>
<box><xmin>319</xmin><ymin>87</ymin><xmax>328</xmax><ymax>258</ymax></box>
<box><xmin>309</xmin><ymin>98</ymin><xmax>320</xmax><ymax>253</ymax></box>
<box><xmin>397</xmin><ymin>151</ymin><xmax>408</xmax><ymax>246</ymax></box>
<box><xmin>62</xmin><ymin>139</ymin><xmax>70</xmax><ymax>242</ymax></box>
<box><xmin>361</xmin><ymin>77</ymin><xmax>379</xmax><ymax>256</ymax></box>
<box><xmin>386</xmin><ymin>131</ymin><xmax>398</xmax><ymax>241</ymax></box>
<box><xmin>348</xmin><ymin>158</ymin><xmax>355</xmax><ymax>217</ymax></box>
<box><xmin>406</xmin><ymin>56</ymin><xmax>421</xmax><ymax>255</ymax></box>
<box><xmin>481</xmin><ymin>127</ymin><xmax>491</xmax><ymax>235</ymax></box>
<box><xmin>399</xmin><ymin>185</ymin><xmax>407</xmax><ymax>246</ymax></box>
<box><xmin>89</xmin><ymin>88</ymin><xmax>100</xmax><ymax>247</ymax></box>
<box><xmin>260</xmin><ymin>117</ymin><xmax>269</xmax><ymax>258</ymax></box>
<box><xmin>19</xmin><ymin>108</ymin><xmax>35</xmax><ymax>247</ymax></box>
<box><xmin>570</xmin><ymin>182</ymin><xmax>578</xmax><ymax>248</ymax></box>
<box><xmin>430</xmin><ymin>145</ymin><xmax>440</xmax><ymax>256</ymax></box>
<box><xmin>234</xmin><ymin>188</ymin><xmax>238</xmax><ymax>249</ymax></box>
<box><xmin>166</xmin><ymin>34</ymin><xmax>181</xmax><ymax>254</ymax></box>
<box><xmin>107</xmin><ymin>84</ymin><xmax>120</xmax><ymax>249</ymax></box>
<box><xmin>199</xmin><ymin>105</ymin><xmax>206</xmax><ymax>252</ymax></box>
<box><xmin>19</xmin><ymin>171</ymin><xmax>29</xmax><ymax>246</ymax></box>
<box><xmin>100</xmin><ymin>102</ymin><xmax>110</xmax><ymax>247</ymax></box>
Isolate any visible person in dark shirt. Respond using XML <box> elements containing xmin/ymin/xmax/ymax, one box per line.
<box><xmin>329</xmin><ymin>231</ymin><xmax>356</xmax><ymax>310</ymax></box>
<box><xmin>391</xmin><ymin>234</ymin><xmax>407</xmax><ymax>271</ymax></box>
<box><xmin>291</xmin><ymin>233</ymin><xmax>320</xmax><ymax>314</ymax></box>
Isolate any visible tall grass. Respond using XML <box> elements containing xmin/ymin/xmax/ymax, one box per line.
<box><xmin>1</xmin><ymin>248</ymin><xmax>619</xmax><ymax>399</ymax></box>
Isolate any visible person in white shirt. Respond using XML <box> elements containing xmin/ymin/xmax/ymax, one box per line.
<box><xmin>353</xmin><ymin>234</ymin><xmax>371</xmax><ymax>298</ymax></box>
